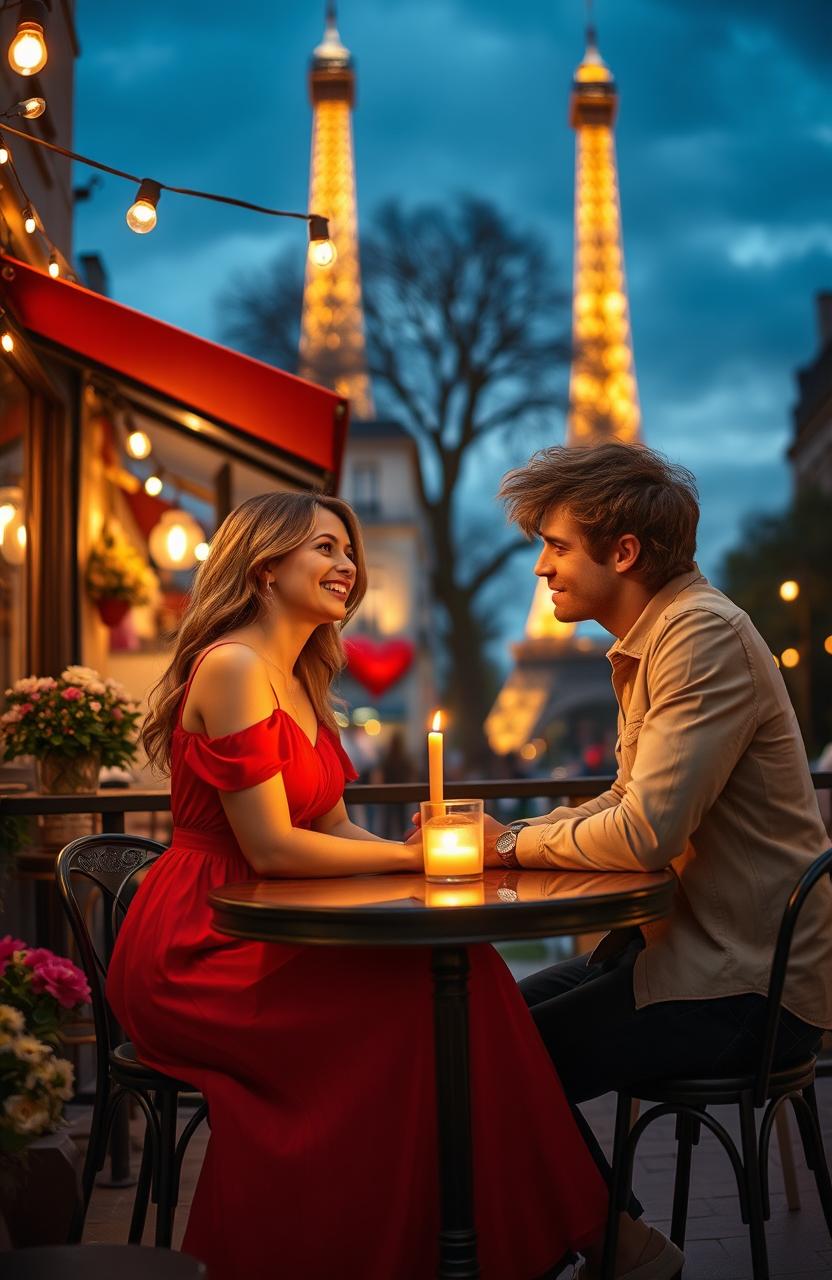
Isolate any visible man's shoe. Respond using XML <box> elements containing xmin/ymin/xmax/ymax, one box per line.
<box><xmin>574</xmin><ymin>1228</ymin><xmax>685</xmax><ymax>1280</ymax></box>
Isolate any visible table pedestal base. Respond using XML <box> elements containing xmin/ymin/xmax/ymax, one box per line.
<box><xmin>432</xmin><ymin>945</ymin><xmax>479</xmax><ymax>1279</ymax></box>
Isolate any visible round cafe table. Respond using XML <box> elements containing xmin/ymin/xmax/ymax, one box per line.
<box><xmin>209</xmin><ymin>867</ymin><xmax>675</xmax><ymax>1280</ymax></box>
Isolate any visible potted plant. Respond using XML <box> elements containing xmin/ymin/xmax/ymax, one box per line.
<box><xmin>85</xmin><ymin>522</ymin><xmax>159</xmax><ymax>627</ymax></box>
<box><xmin>0</xmin><ymin>935</ymin><xmax>91</xmax><ymax>1245</ymax></box>
<box><xmin>0</xmin><ymin>667</ymin><xmax>142</xmax><ymax>794</ymax></box>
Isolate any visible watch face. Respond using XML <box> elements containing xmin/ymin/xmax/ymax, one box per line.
<box><xmin>495</xmin><ymin>830</ymin><xmax>515</xmax><ymax>855</ymax></box>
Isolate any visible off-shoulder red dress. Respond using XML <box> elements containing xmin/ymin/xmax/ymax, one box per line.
<box><xmin>107</xmin><ymin>645</ymin><xmax>607</xmax><ymax>1280</ymax></box>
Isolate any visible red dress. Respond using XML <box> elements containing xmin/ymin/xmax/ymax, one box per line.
<box><xmin>107</xmin><ymin>647</ymin><xmax>607</xmax><ymax>1280</ymax></box>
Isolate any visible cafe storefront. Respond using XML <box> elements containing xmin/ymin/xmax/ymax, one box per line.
<box><xmin>0</xmin><ymin>254</ymin><xmax>349</xmax><ymax>753</ymax></box>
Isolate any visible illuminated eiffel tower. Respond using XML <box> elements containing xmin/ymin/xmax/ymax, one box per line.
<box><xmin>298</xmin><ymin>3</ymin><xmax>374</xmax><ymax>419</ymax></box>
<box><xmin>486</xmin><ymin>17</ymin><xmax>638</xmax><ymax>758</ymax></box>
<box><xmin>567</xmin><ymin>19</ymin><xmax>640</xmax><ymax>445</ymax></box>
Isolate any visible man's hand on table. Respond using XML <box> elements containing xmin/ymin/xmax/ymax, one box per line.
<box><xmin>405</xmin><ymin>810</ymin><xmax>509</xmax><ymax>868</ymax></box>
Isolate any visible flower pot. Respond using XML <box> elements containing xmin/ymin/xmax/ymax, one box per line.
<box><xmin>96</xmin><ymin>596</ymin><xmax>131</xmax><ymax>627</ymax></box>
<box><xmin>0</xmin><ymin>1131</ymin><xmax>83</xmax><ymax>1246</ymax></box>
<box><xmin>37</xmin><ymin>751</ymin><xmax>101</xmax><ymax>795</ymax></box>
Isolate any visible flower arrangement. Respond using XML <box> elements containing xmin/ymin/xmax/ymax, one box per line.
<box><xmin>85</xmin><ymin>523</ymin><xmax>158</xmax><ymax>607</ymax></box>
<box><xmin>0</xmin><ymin>667</ymin><xmax>141</xmax><ymax>769</ymax></box>
<box><xmin>0</xmin><ymin>936</ymin><xmax>90</xmax><ymax>1154</ymax></box>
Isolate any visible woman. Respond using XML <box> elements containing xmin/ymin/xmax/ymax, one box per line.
<box><xmin>108</xmin><ymin>492</ymin><xmax>622</xmax><ymax>1280</ymax></box>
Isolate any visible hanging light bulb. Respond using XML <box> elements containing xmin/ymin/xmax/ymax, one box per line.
<box><xmin>8</xmin><ymin>0</ymin><xmax>48</xmax><ymax>76</ymax></box>
<box><xmin>22</xmin><ymin>207</ymin><xmax>36</xmax><ymax>235</ymax></box>
<box><xmin>148</xmin><ymin>510</ymin><xmax>206</xmax><ymax>571</ymax></box>
<box><xmin>17</xmin><ymin>96</ymin><xmax>46</xmax><ymax>118</ymax></box>
<box><xmin>144</xmin><ymin>473</ymin><xmax>163</xmax><ymax>497</ymax></box>
<box><xmin>308</xmin><ymin>213</ymin><xmax>336</xmax><ymax>267</ymax></box>
<box><xmin>48</xmin><ymin>253</ymin><xmax>60</xmax><ymax>278</ymax></box>
<box><xmin>126</xmin><ymin>429</ymin><xmax>152</xmax><ymax>460</ymax></box>
<box><xmin>194</xmin><ymin>541</ymin><xmax>210</xmax><ymax>562</ymax></box>
<box><xmin>126</xmin><ymin>178</ymin><xmax>161</xmax><ymax>235</ymax></box>
<box><xmin>0</xmin><ymin>487</ymin><xmax>25</xmax><ymax>566</ymax></box>
<box><xmin>0</xmin><ymin>136</ymin><xmax>9</xmax><ymax>165</ymax></box>
<box><xmin>1</xmin><ymin>332</ymin><xmax>14</xmax><ymax>353</ymax></box>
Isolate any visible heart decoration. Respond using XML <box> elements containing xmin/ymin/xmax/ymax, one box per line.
<box><xmin>344</xmin><ymin>637</ymin><xmax>415</xmax><ymax>698</ymax></box>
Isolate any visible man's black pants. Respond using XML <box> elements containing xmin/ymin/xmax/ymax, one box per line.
<box><xmin>518</xmin><ymin>938</ymin><xmax>824</xmax><ymax>1219</ymax></box>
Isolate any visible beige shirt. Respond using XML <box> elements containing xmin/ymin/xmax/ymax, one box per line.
<box><xmin>516</xmin><ymin>568</ymin><xmax>832</xmax><ymax>1026</ymax></box>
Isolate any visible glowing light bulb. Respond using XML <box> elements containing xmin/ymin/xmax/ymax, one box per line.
<box><xmin>8</xmin><ymin>15</ymin><xmax>47</xmax><ymax>77</ymax></box>
<box><xmin>0</xmin><ymin>503</ymin><xmax>14</xmax><ymax>531</ymax></box>
<box><xmin>0</xmin><ymin>141</ymin><xmax>9</xmax><ymax>165</ymax></box>
<box><xmin>23</xmin><ymin>208</ymin><xmax>36</xmax><ymax>235</ymax></box>
<box><xmin>1</xmin><ymin>332</ymin><xmax>14</xmax><ymax>353</ymax></box>
<box><xmin>126</xmin><ymin>179</ymin><xmax>161</xmax><ymax>235</ymax></box>
<box><xmin>126</xmin><ymin>430</ymin><xmax>152</xmax><ymax>460</ymax></box>
<box><xmin>19</xmin><ymin>96</ymin><xmax>45</xmax><ymax>118</ymax></box>
<box><xmin>824</xmin><ymin>636</ymin><xmax>832</xmax><ymax>656</ymax></box>
<box><xmin>194</xmin><ymin>541</ymin><xmax>210</xmax><ymax>562</ymax></box>
<box><xmin>781</xmin><ymin>648</ymin><xmax>800</xmax><ymax>669</ymax></box>
<box><xmin>48</xmin><ymin>254</ymin><xmax>60</xmax><ymax>278</ymax></box>
<box><xmin>165</xmin><ymin>523</ymin><xmax>188</xmax><ymax>564</ymax></box>
<box><xmin>144</xmin><ymin>474</ymin><xmax>163</xmax><ymax>497</ymax></box>
<box><xmin>309</xmin><ymin>238</ymin><xmax>337</xmax><ymax>267</ymax></box>
<box><xmin>779</xmin><ymin>580</ymin><xmax>799</xmax><ymax>602</ymax></box>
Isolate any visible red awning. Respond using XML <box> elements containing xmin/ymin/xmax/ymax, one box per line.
<box><xmin>0</xmin><ymin>255</ymin><xmax>348</xmax><ymax>484</ymax></box>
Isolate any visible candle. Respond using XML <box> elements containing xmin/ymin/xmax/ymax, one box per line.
<box><xmin>423</xmin><ymin>821</ymin><xmax>483</xmax><ymax>881</ymax></box>
<box><xmin>428</xmin><ymin>710</ymin><xmax>443</xmax><ymax>803</ymax></box>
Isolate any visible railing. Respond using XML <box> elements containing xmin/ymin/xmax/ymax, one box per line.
<box><xmin>3</xmin><ymin>773</ymin><xmax>831</xmax><ymax>831</ymax></box>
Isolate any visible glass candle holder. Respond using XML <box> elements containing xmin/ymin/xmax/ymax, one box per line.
<box><xmin>420</xmin><ymin>798</ymin><xmax>484</xmax><ymax>883</ymax></box>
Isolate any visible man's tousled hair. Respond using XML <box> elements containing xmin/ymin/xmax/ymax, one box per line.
<box><xmin>499</xmin><ymin>442</ymin><xmax>699</xmax><ymax>589</ymax></box>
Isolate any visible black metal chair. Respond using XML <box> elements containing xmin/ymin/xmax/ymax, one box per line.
<box><xmin>56</xmin><ymin>834</ymin><xmax>208</xmax><ymax>1248</ymax></box>
<box><xmin>601</xmin><ymin>846</ymin><xmax>832</xmax><ymax>1280</ymax></box>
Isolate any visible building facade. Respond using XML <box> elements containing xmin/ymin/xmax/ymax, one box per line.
<box><xmin>789</xmin><ymin>292</ymin><xmax>832</xmax><ymax>495</ymax></box>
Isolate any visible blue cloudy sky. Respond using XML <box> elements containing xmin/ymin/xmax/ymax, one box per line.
<box><xmin>73</xmin><ymin>0</ymin><xmax>832</xmax><ymax>601</ymax></box>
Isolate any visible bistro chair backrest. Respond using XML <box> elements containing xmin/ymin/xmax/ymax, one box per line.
<box><xmin>755</xmin><ymin>845</ymin><xmax>832</xmax><ymax>1105</ymax></box>
<box><xmin>55</xmin><ymin>834</ymin><xmax>167</xmax><ymax>1068</ymax></box>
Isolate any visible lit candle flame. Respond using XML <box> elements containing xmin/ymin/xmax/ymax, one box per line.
<box><xmin>431</xmin><ymin>710</ymin><xmax>441</xmax><ymax>732</ymax></box>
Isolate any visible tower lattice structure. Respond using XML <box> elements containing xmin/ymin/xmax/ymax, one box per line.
<box><xmin>567</xmin><ymin>25</ymin><xmax>640</xmax><ymax>446</ymax></box>
<box><xmin>299</xmin><ymin>4</ymin><xmax>374</xmax><ymax>419</ymax></box>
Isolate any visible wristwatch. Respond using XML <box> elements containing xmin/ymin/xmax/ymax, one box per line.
<box><xmin>495</xmin><ymin>820</ymin><xmax>530</xmax><ymax>869</ymax></box>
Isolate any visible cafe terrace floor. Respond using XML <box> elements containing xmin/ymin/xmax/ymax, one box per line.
<box><xmin>67</xmin><ymin>949</ymin><xmax>832</xmax><ymax>1279</ymax></box>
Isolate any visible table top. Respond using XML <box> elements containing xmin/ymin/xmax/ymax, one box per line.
<box><xmin>209</xmin><ymin>868</ymin><xmax>675</xmax><ymax>947</ymax></box>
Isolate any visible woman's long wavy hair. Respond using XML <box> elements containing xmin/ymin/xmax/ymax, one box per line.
<box><xmin>142</xmin><ymin>492</ymin><xmax>367</xmax><ymax>773</ymax></box>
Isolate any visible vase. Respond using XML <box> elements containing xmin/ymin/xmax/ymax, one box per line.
<box><xmin>96</xmin><ymin>596</ymin><xmax>131</xmax><ymax>627</ymax></box>
<box><xmin>37</xmin><ymin>750</ymin><xmax>101</xmax><ymax>795</ymax></box>
<box><xmin>0</xmin><ymin>1131</ymin><xmax>83</xmax><ymax>1246</ymax></box>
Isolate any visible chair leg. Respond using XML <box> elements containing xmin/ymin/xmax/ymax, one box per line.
<box><xmin>738</xmin><ymin>1092</ymin><xmax>769</xmax><ymax>1280</ymax></box>
<box><xmin>670</xmin><ymin>1111</ymin><xmax>696</xmax><ymax>1250</ymax></box>
<box><xmin>154</xmin><ymin>1090</ymin><xmax>179</xmax><ymax>1248</ymax></box>
<box><xmin>773</xmin><ymin>1104</ymin><xmax>801</xmax><ymax>1211</ymax></box>
<box><xmin>600</xmin><ymin>1092</ymin><xmax>634</xmax><ymax>1280</ymax></box>
<box><xmin>792</xmin><ymin>1086</ymin><xmax>832</xmax><ymax>1240</ymax></box>
<box><xmin>128</xmin><ymin>1118</ymin><xmax>155</xmax><ymax>1245</ymax></box>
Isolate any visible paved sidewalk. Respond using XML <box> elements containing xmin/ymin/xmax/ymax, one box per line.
<box><xmin>70</xmin><ymin>1073</ymin><xmax>832</xmax><ymax>1278</ymax></box>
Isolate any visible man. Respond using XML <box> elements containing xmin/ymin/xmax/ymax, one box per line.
<box><xmin>488</xmin><ymin>442</ymin><xmax>831</xmax><ymax>1275</ymax></box>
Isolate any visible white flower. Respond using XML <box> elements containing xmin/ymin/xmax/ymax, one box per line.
<box><xmin>3</xmin><ymin>1094</ymin><xmax>52</xmax><ymax>1135</ymax></box>
<box><xmin>47</xmin><ymin>1058</ymin><xmax>75</xmax><ymax>1101</ymax></box>
<box><xmin>12</xmin><ymin>1035</ymin><xmax>51</xmax><ymax>1065</ymax></box>
<box><xmin>0</xmin><ymin>1004</ymin><xmax>25</xmax><ymax>1034</ymax></box>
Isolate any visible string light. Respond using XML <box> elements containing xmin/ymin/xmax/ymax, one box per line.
<box><xmin>1</xmin><ymin>331</ymin><xmax>14</xmax><ymax>352</ymax></box>
<box><xmin>126</xmin><ymin>429</ymin><xmax>152</xmax><ymax>459</ymax></box>
<box><xmin>0</xmin><ymin>120</ymin><xmax>331</xmax><ymax>257</ymax></box>
<box><xmin>7</xmin><ymin>0</ymin><xmax>48</xmax><ymax>77</ymax></box>
<box><xmin>126</xmin><ymin>178</ymin><xmax>161</xmax><ymax>235</ymax></box>
<box><xmin>47</xmin><ymin>252</ymin><xmax>59</xmax><ymax>278</ymax></box>
<box><xmin>17</xmin><ymin>96</ymin><xmax>45</xmax><ymax>119</ymax></box>
<box><xmin>308</xmin><ymin>213</ymin><xmax>337</xmax><ymax>266</ymax></box>
<box><xmin>194</xmin><ymin>541</ymin><xmax>210</xmax><ymax>562</ymax></box>
<box><xmin>0</xmin><ymin>136</ymin><xmax>7</xmax><ymax>165</ymax></box>
<box><xmin>144</xmin><ymin>473</ymin><xmax>163</xmax><ymax>497</ymax></box>
<box><xmin>22</xmin><ymin>206</ymin><xmax>36</xmax><ymax>234</ymax></box>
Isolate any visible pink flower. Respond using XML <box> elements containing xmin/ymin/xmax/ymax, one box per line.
<box><xmin>0</xmin><ymin>935</ymin><xmax>28</xmax><ymax>967</ymax></box>
<box><xmin>61</xmin><ymin>687</ymin><xmax>83</xmax><ymax>702</ymax></box>
<box><xmin>30</xmin><ymin>692</ymin><xmax>40</xmax><ymax>702</ymax></box>
<box><xmin>26</xmin><ymin>952</ymin><xmax>90</xmax><ymax>1009</ymax></box>
<box><xmin>19</xmin><ymin>702</ymin><xmax>34</xmax><ymax>715</ymax></box>
<box><xmin>112</xmin><ymin>707</ymin><xmax>123</xmax><ymax>722</ymax></box>
<box><xmin>89</xmin><ymin>701</ymin><xmax>101</xmax><ymax>713</ymax></box>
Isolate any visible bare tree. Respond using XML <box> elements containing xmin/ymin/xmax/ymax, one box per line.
<box><xmin>217</xmin><ymin>196</ymin><xmax>571</xmax><ymax>764</ymax></box>
<box><xmin>217</xmin><ymin>245</ymin><xmax>303</xmax><ymax>374</ymax></box>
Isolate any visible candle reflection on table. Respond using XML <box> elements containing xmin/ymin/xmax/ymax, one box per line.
<box><xmin>424</xmin><ymin>880</ymin><xmax>486</xmax><ymax>909</ymax></box>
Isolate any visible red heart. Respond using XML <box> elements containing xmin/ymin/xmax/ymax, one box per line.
<box><xmin>343</xmin><ymin>637</ymin><xmax>415</xmax><ymax>698</ymax></box>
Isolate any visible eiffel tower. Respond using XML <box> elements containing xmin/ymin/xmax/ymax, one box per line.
<box><xmin>486</xmin><ymin>17</ymin><xmax>637</xmax><ymax>759</ymax></box>
<box><xmin>298</xmin><ymin>3</ymin><xmax>374</xmax><ymax>419</ymax></box>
